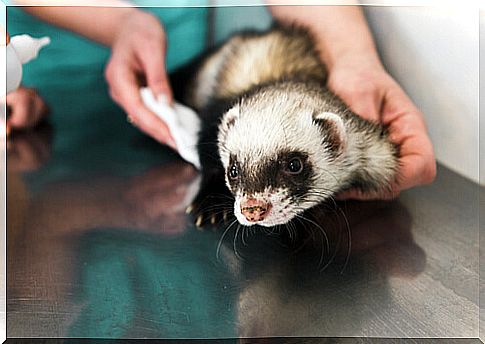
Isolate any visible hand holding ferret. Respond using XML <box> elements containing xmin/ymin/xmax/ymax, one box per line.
<box><xmin>267</xmin><ymin>4</ymin><xmax>437</xmax><ymax>201</ymax></box>
<box><xmin>327</xmin><ymin>56</ymin><xmax>436</xmax><ymax>200</ymax></box>
<box><xmin>104</xmin><ymin>10</ymin><xmax>177</xmax><ymax>149</ymax></box>
<box><xmin>4</xmin><ymin>86</ymin><xmax>49</xmax><ymax>134</ymax></box>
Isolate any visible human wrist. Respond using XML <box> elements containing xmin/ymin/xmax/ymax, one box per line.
<box><xmin>109</xmin><ymin>7</ymin><xmax>144</xmax><ymax>45</ymax></box>
<box><xmin>111</xmin><ymin>9</ymin><xmax>164</xmax><ymax>47</ymax></box>
<box><xmin>321</xmin><ymin>38</ymin><xmax>382</xmax><ymax>72</ymax></box>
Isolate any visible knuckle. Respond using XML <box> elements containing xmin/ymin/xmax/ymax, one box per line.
<box><xmin>139</xmin><ymin>33</ymin><xmax>162</xmax><ymax>51</ymax></box>
<box><xmin>423</xmin><ymin>160</ymin><xmax>437</xmax><ymax>184</ymax></box>
<box><xmin>24</xmin><ymin>87</ymin><xmax>35</xmax><ymax>96</ymax></box>
<box><xmin>107</xmin><ymin>87</ymin><xmax>118</xmax><ymax>103</ymax></box>
<box><xmin>104</xmin><ymin>60</ymin><xmax>116</xmax><ymax>81</ymax></box>
<box><xmin>16</xmin><ymin>88</ymin><xmax>29</xmax><ymax>98</ymax></box>
<box><xmin>358</xmin><ymin>84</ymin><xmax>378</xmax><ymax>97</ymax></box>
<box><xmin>148</xmin><ymin>73</ymin><xmax>166</xmax><ymax>86</ymax></box>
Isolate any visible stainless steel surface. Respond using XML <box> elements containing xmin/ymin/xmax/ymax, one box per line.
<box><xmin>6</xmin><ymin>74</ymin><xmax>481</xmax><ymax>341</ymax></box>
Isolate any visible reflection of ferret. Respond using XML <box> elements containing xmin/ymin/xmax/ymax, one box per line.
<box><xmin>186</xmin><ymin>25</ymin><xmax>398</xmax><ymax>227</ymax></box>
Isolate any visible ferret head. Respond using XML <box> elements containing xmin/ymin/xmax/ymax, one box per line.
<box><xmin>217</xmin><ymin>83</ymin><xmax>348</xmax><ymax>227</ymax></box>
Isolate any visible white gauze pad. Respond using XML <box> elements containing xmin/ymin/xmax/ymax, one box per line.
<box><xmin>140</xmin><ymin>87</ymin><xmax>201</xmax><ymax>170</ymax></box>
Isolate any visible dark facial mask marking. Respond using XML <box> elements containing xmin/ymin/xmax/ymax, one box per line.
<box><xmin>227</xmin><ymin>150</ymin><xmax>314</xmax><ymax>201</ymax></box>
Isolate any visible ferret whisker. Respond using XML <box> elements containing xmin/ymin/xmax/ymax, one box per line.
<box><xmin>242</xmin><ymin>226</ymin><xmax>248</xmax><ymax>246</ymax></box>
<box><xmin>199</xmin><ymin>203</ymin><xmax>231</xmax><ymax>213</ymax></box>
<box><xmin>216</xmin><ymin>219</ymin><xmax>238</xmax><ymax>261</ymax></box>
<box><xmin>210</xmin><ymin>193</ymin><xmax>235</xmax><ymax>201</ymax></box>
<box><xmin>286</xmin><ymin>221</ymin><xmax>295</xmax><ymax>242</ymax></box>
<box><xmin>337</xmin><ymin>205</ymin><xmax>352</xmax><ymax>274</ymax></box>
<box><xmin>292</xmin><ymin>218</ymin><xmax>307</xmax><ymax>251</ymax></box>
<box><xmin>295</xmin><ymin>213</ymin><xmax>330</xmax><ymax>270</ymax></box>
<box><xmin>320</xmin><ymin>168</ymin><xmax>342</xmax><ymax>186</ymax></box>
<box><xmin>233</xmin><ymin>224</ymin><xmax>245</xmax><ymax>261</ymax></box>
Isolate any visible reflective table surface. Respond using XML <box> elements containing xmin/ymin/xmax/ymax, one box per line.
<box><xmin>7</xmin><ymin>73</ymin><xmax>482</xmax><ymax>340</ymax></box>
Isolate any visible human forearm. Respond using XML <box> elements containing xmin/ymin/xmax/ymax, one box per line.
<box><xmin>14</xmin><ymin>0</ymin><xmax>137</xmax><ymax>46</ymax></box>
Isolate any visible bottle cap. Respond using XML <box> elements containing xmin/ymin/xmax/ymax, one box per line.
<box><xmin>10</xmin><ymin>34</ymin><xmax>50</xmax><ymax>64</ymax></box>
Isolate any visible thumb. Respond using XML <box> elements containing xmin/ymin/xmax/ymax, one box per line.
<box><xmin>346</xmin><ymin>92</ymin><xmax>382</xmax><ymax>123</ymax></box>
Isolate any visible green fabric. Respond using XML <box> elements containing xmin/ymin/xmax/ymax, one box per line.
<box><xmin>6</xmin><ymin>5</ymin><xmax>208</xmax><ymax>88</ymax></box>
<box><xmin>67</xmin><ymin>228</ymin><xmax>236</xmax><ymax>338</ymax></box>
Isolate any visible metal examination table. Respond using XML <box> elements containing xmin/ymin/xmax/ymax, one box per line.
<box><xmin>6</xmin><ymin>69</ymin><xmax>483</xmax><ymax>343</ymax></box>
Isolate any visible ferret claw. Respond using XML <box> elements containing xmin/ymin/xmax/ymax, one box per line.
<box><xmin>210</xmin><ymin>214</ymin><xmax>217</xmax><ymax>225</ymax></box>
<box><xmin>185</xmin><ymin>205</ymin><xmax>193</xmax><ymax>214</ymax></box>
<box><xmin>195</xmin><ymin>215</ymin><xmax>203</xmax><ymax>228</ymax></box>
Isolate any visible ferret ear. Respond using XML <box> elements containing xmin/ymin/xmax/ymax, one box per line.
<box><xmin>312</xmin><ymin>111</ymin><xmax>347</xmax><ymax>152</ymax></box>
<box><xmin>222</xmin><ymin>106</ymin><xmax>239</xmax><ymax>129</ymax></box>
<box><xmin>218</xmin><ymin>106</ymin><xmax>240</xmax><ymax>149</ymax></box>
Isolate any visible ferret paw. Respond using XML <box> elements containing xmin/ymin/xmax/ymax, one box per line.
<box><xmin>186</xmin><ymin>194</ymin><xmax>234</xmax><ymax>230</ymax></box>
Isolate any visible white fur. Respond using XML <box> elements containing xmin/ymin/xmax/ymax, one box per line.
<box><xmin>192</xmin><ymin>27</ymin><xmax>397</xmax><ymax>227</ymax></box>
<box><xmin>217</xmin><ymin>87</ymin><xmax>353</xmax><ymax>226</ymax></box>
<box><xmin>233</xmin><ymin>188</ymin><xmax>294</xmax><ymax>227</ymax></box>
<box><xmin>315</xmin><ymin>111</ymin><xmax>347</xmax><ymax>149</ymax></box>
<box><xmin>216</xmin><ymin>84</ymin><xmax>396</xmax><ymax>226</ymax></box>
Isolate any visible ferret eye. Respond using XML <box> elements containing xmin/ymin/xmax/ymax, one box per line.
<box><xmin>286</xmin><ymin>158</ymin><xmax>303</xmax><ymax>174</ymax></box>
<box><xmin>229</xmin><ymin>163</ymin><xmax>239</xmax><ymax>179</ymax></box>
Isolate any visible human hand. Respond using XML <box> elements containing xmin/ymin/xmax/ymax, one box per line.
<box><xmin>104</xmin><ymin>9</ymin><xmax>177</xmax><ymax>149</ymax></box>
<box><xmin>123</xmin><ymin>162</ymin><xmax>199</xmax><ymax>235</ymax></box>
<box><xmin>4</xmin><ymin>86</ymin><xmax>49</xmax><ymax>135</ymax></box>
<box><xmin>327</xmin><ymin>56</ymin><xmax>436</xmax><ymax>199</ymax></box>
<box><xmin>7</xmin><ymin>123</ymin><xmax>53</xmax><ymax>172</ymax></box>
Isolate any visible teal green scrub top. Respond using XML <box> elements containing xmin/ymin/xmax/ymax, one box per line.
<box><xmin>7</xmin><ymin>4</ymin><xmax>209</xmax><ymax>88</ymax></box>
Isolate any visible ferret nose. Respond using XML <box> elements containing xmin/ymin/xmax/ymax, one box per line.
<box><xmin>240</xmin><ymin>198</ymin><xmax>272</xmax><ymax>222</ymax></box>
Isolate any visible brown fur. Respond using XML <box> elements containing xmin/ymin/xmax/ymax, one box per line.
<box><xmin>187</xmin><ymin>25</ymin><xmax>327</xmax><ymax>110</ymax></box>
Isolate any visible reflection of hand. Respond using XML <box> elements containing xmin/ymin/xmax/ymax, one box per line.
<box><xmin>123</xmin><ymin>162</ymin><xmax>199</xmax><ymax>235</ymax></box>
<box><xmin>343</xmin><ymin>201</ymin><xmax>426</xmax><ymax>278</ymax></box>
<box><xmin>328</xmin><ymin>58</ymin><xmax>436</xmax><ymax>199</ymax></box>
<box><xmin>7</xmin><ymin>123</ymin><xmax>52</xmax><ymax>172</ymax></box>
<box><xmin>104</xmin><ymin>10</ymin><xmax>176</xmax><ymax>149</ymax></box>
<box><xmin>5</xmin><ymin>86</ymin><xmax>49</xmax><ymax>133</ymax></box>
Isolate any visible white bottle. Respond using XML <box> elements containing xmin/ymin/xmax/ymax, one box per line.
<box><xmin>6</xmin><ymin>35</ymin><xmax>50</xmax><ymax>93</ymax></box>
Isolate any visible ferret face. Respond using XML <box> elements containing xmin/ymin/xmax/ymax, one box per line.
<box><xmin>217</xmin><ymin>86</ymin><xmax>347</xmax><ymax>227</ymax></box>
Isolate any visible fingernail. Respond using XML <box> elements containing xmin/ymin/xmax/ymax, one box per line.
<box><xmin>167</xmin><ymin>137</ymin><xmax>177</xmax><ymax>150</ymax></box>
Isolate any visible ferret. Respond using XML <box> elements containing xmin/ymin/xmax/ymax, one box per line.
<box><xmin>185</xmin><ymin>24</ymin><xmax>399</xmax><ymax>228</ymax></box>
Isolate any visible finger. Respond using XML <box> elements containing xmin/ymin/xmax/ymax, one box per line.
<box><xmin>397</xmin><ymin>152</ymin><xmax>436</xmax><ymax>190</ymax></box>
<box><xmin>128</xmin><ymin>163</ymin><xmax>196</xmax><ymax>198</ymax></box>
<box><xmin>107</xmin><ymin>63</ymin><xmax>177</xmax><ymax>148</ymax></box>
<box><xmin>347</xmin><ymin>92</ymin><xmax>381</xmax><ymax>123</ymax></box>
<box><xmin>330</xmin><ymin>78</ymin><xmax>383</xmax><ymax>122</ymax></box>
<box><xmin>6</xmin><ymin>92</ymin><xmax>33</xmax><ymax>129</ymax></box>
<box><xmin>6</xmin><ymin>88</ymin><xmax>48</xmax><ymax>129</ymax></box>
<box><xmin>386</xmin><ymin>112</ymin><xmax>436</xmax><ymax>188</ymax></box>
<box><xmin>138</xmin><ymin>40</ymin><xmax>173</xmax><ymax>103</ymax></box>
<box><xmin>380</xmin><ymin>85</ymin><xmax>420</xmax><ymax>125</ymax></box>
<box><xmin>7</xmin><ymin>136</ymin><xmax>44</xmax><ymax>172</ymax></box>
<box><xmin>336</xmin><ymin>187</ymin><xmax>399</xmax><ymax>201</ymax></box>
<box><xmin>32</xmin><ymin>92</ymin><xmax>49</xmax><ymax>122</ymax></box>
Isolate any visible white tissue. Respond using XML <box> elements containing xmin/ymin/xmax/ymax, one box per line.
<box><xmin>140</xmin><ymin>87</ymin><xmax>201</xmax><ymax>170</ymax></box>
